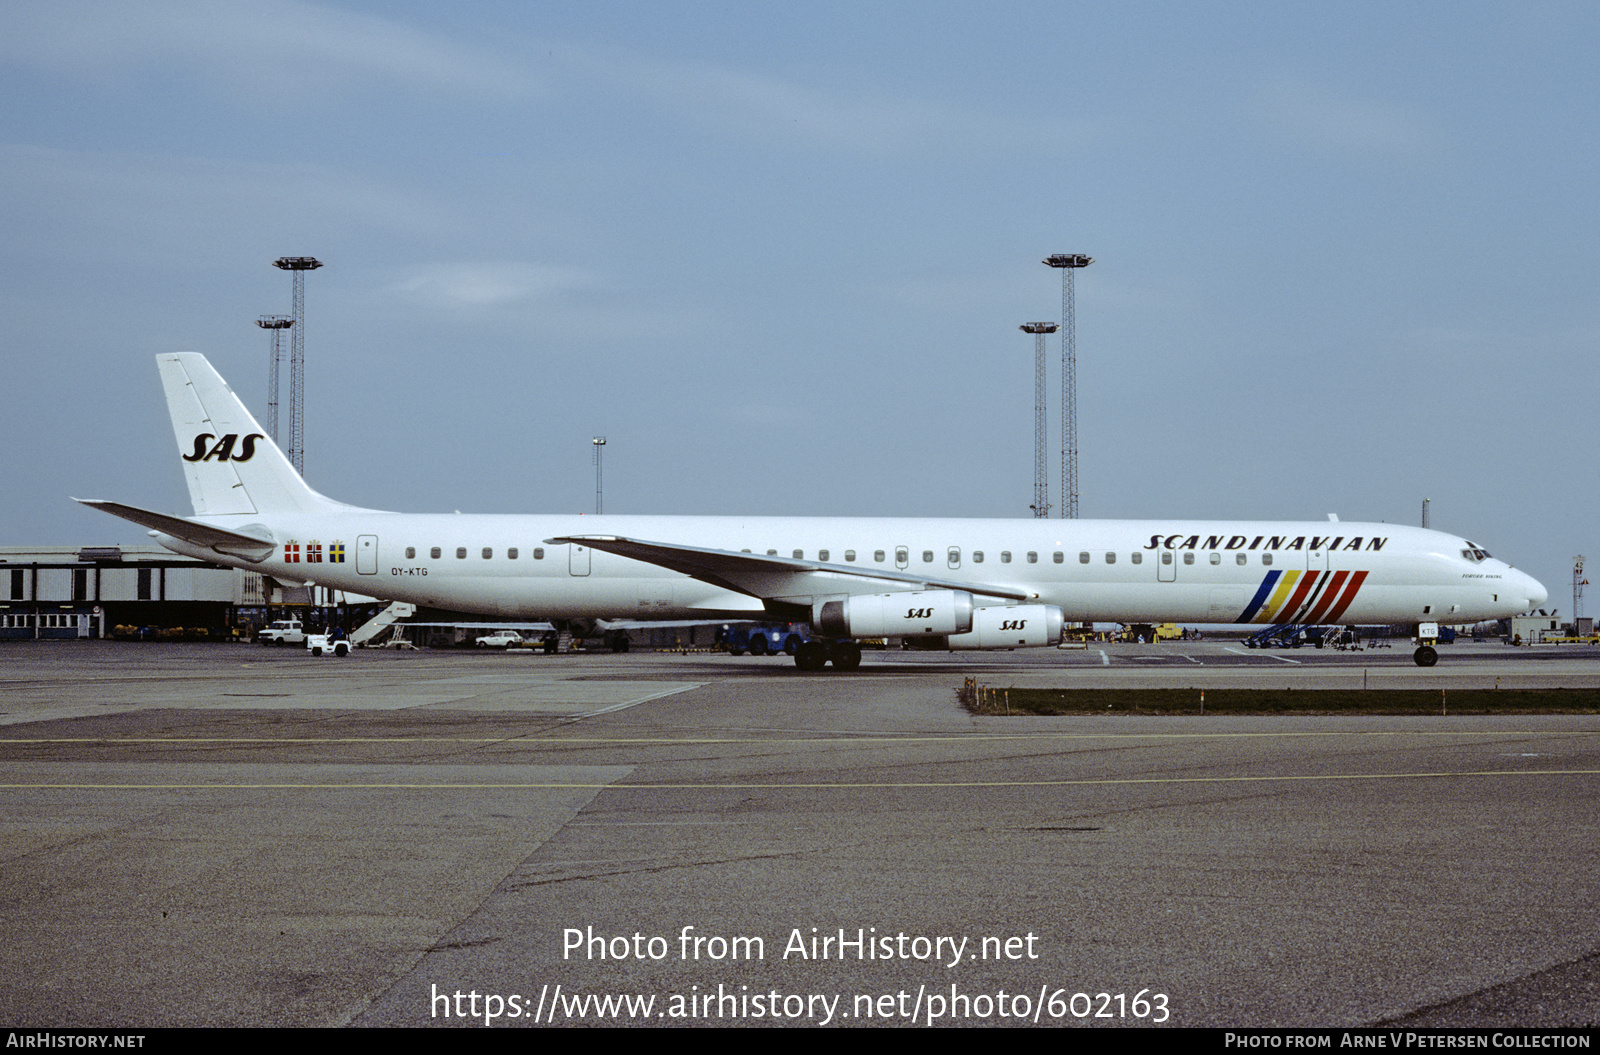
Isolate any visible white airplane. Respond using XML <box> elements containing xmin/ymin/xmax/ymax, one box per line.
<box><xmin>79</xmin><ymin>353</ymin><xmax>1547</xmax><ymax>670</ymax></box>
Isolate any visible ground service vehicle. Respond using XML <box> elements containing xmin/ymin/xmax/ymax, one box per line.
<box><xmin>258</xmin><ymin>620</ymin><xmax>306</xmax><ymax>646</ymax></box>
<box><xmin>723</xmin><ymin>624</ymin><xmax>808</xmax><ymax>656</ymax></box>
<box><xmin>306</xmin><ymin>632</ymin><xmax>350</xmax><ymax>657</ymax></box>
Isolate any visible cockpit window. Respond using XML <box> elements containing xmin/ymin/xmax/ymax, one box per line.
<box><xmin>1461</xmin><ymin>547</ymin><xmax>1492</xmax><ymax>563</ymax></box>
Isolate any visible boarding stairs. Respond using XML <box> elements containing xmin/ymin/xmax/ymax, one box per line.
<box><xmin>350</xmin><ymin>601</ymin><xmax>417</xmax><ymax>646</ymax></box>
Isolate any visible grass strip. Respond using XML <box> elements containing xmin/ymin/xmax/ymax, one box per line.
<box><xmin>957</xmin><ymin>685</ymin><xmax>1600</xmax><ymax>716</ymax></box>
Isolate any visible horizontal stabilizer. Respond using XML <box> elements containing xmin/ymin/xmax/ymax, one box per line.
<box><xmin>75</xmin><ymin>499</ymin><xmax>277</xmax><ymax>563</ymax></box>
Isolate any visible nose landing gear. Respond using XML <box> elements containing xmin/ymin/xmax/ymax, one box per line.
<box><xmin>1413</xmin><ymin>622</ymin><xmax>1440</xmax><ymax>667</ymax></box>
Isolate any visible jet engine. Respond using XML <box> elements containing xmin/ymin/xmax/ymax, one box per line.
<box><xmin>814</xmin><ymin>590</ymin><xmax>974</xmax><ymax>638</ymax></box>
<box><xmin>904</xmin><ymin>604</ymin><xmax>1065</xmax><ymax>650</ymax></box>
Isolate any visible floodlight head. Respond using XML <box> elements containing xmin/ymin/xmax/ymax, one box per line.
<box><xmin>273</xmin><ymin>257</ymin><xmax>323</xmax><ymax>271</ymax></box>
<box><xmin>1043</xmin><ymin>254</ymin><xmax>1093</xmax><ymax>269</ymax></box>
<box><xmin>1020</xmin><ymin>322</ymin><xmax>1058</xmax><ymax>334</ymax></box>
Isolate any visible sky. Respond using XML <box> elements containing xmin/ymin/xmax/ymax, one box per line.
<box><xmin>2</xmin><ymin>1</ymin><xmax>1595</xmax><ymax>609</ymax></box>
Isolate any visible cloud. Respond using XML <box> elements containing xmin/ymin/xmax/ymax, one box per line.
<box><xmin>1254</xmin><ymin>78</ymin><xmax>1442</xmax><ymax>159</ymax></box>
<box><xmin>2</xmin><ymin>2</ymin><xmax>1089</xmax><ymax>157</ymax></box>
<box><xmin>0</xmin><ymin>144</ymin><xmax>453</xmax><ymax>262</ymax></box>
<box><xmin>588</xmin><ymin>51</ymin><xmax>1084</xmax><ymax>156</ymax></box>
<box><xmin>0</xmin><ymin>0</ymin><xmax>541</xmax><ymax>99</ymax></box>
<box><xmin>389</xmin><ymin>262</ymin><xmax>598</xmax><ymax>308</ymax></box>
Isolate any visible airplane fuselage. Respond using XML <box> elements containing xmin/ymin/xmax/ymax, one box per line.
<box><xmin>158</xmin><ymin>512</ymin><xmax>1542</xmax><ymax>628</ymax></box>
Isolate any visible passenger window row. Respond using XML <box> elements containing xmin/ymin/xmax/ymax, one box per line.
<box><xmin>1081</xmin><ymin>550</ymin><xmax>1272</xmax><ymax>566</ymax></box>
<box><xmin>753</xmin><ymin>548</ymin><xmax>1278</xmax><ymax>568</ymax></box>
<box><xmin>394</xmin><ymin>543</ymin><xmax>1278</xmax><ymax>569</ymax></box>
<box><xmin>403</xmin><ymin>547</ymin><xmax>548</xmax><ymax>560</ymax></box>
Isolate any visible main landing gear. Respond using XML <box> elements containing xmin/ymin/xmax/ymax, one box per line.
<box><xmin>794</xmin><ymin>640</ymin><xmax>862</xmax><ymax>672</ymax></box>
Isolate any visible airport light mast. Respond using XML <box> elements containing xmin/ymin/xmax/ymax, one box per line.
<box><xmin>1044</xmin><ymin>254</ymin><xmax>1092</xmax><ymax>518</ymax></box>
<box><xmin>255</xmin><ymin>315</ymin><xmax>293</xmax><ymax>444</ymax></box>
<box><xmin>592</xmin><ymin>436</ymin><xmax>606</xmax><ymax>515</ymax></box>
<box><xmin>273</xmin><ymin>256</ymin><xmax>322</xmax><ymax>475</ymax></box>
<box><xmin>1575</xmin><ymin>555</ymin><xmax>1586</xmax><ymax>626</ymax></box>
<box><xmin>1020</xmin><ymin>323</ymin><xmax>1058</xmax><ymax>517</ymax></box>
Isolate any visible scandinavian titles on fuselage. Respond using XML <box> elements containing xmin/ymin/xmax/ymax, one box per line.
<box><xmin>1144</xmin><ymin>534</ymin><xmax>1387</xmax><ymax>552</ymax></box>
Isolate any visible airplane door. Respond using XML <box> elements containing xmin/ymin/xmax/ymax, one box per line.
<box><xmin>1157</xmin><ymin>549</ymin><xmax>1176</xmax><ymax>582</ymax></box>
<box><xmin>356</xmin><ymin>535</ymin><xmax>378</xmax><ymax>575</ymax></box>
<box><xmin>569</xmin><ymin>542</ymin><xmax>591</xmax><ymax>577</ymax></box>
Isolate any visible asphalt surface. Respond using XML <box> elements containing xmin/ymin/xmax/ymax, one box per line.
<box><xmin>1</xmin><ymin>639</ymin><xmax>1597</xmax><ymax>1028</ymax></box>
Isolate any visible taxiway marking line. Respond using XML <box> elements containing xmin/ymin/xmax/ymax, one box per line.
<box><xmin>568</xmin><ymin>684</ymin><xmax>701</xmax><ymax>719</ymax></box>
<box><xmin>5</xmin><ymin>730</ymin><xmax>1599</xmax><ymax>745</ymax></box>
<box><xmin>1222</xmin><ymin>647</ymin><xmax>1301</xmax><ymax>664</ymax></box>
<box><xmin>7</xmin><ymin>768</ymin><xmax>1600</xmax><ymax>790</ymax></box>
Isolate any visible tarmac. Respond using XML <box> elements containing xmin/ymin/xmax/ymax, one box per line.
<box><xmin>1</xmin><ymin>639</ymin><xmax>1597</xmax><ymax>1028</ymax></box>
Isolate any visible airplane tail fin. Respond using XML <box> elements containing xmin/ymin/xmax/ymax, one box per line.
<box><xmin>157</xmin><ymin>352</ymin><xmax>354</xmax><ymax>516</ymax></box>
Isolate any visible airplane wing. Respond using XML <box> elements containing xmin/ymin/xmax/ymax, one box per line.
<box><xmin>546</xmin><ymin>535</ymin><xmax>1032</xmax><ymax>605</ymax></box>
<box><xmin>75</xmin><ymin>499</ymin><xmax>277</xmax><ymax>563</ymax></box>
<box><xmin>401</xmin><ymin>621</ymin><xmax>558</xmax><ymax>631</ymax></box>
<box><xmin>403</xmin><ymin>618</ymin><xmax>749</xmax><ymax>632</ymax></box>
<box><xmin>594</xmin><ymin>618</ymin><xmax>763</xmax><ymax>630</ymax></box>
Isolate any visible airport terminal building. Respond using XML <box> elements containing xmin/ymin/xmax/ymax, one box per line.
<box><xmin>0</xmin><ymin>544</ymin><xmax>717</xmax><ymax>650</ymax></box>
<box><xmin>0</xmin><ymin>545</ymin><xmax>265</xmax><ymax>641</ymax></box>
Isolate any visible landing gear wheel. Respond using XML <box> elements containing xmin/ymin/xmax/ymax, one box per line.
<box><xmin>749</xmin><ymin>636</ymin><xmax>769</xmax><ymax>656</ymax></box>
<box><xmin>795</xmin><ymin>641</ymin><xmax>827</xmax><ymax>672</ymax></box>
<box><xmin>829</xmin><ymin>642</ymin><xmax>862</xmax><ymax>671</ymax></box>
<box><xmin>1413</xmin><ymin>645</ymin><xmax>1438</xmax><ymax>667</ymax></box>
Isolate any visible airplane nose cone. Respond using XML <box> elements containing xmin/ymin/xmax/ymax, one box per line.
<box><xmin>1522</xmin><ymin>572</ymin><xmax>1548</xmax><ymax>611</ymax></box>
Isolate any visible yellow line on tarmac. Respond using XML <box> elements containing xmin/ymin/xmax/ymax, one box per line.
<box><xmin>5</xmin><ymin>768</ymin><xmax>1600</xmax><ymax>790</ymax></box>
<box><xmin>3</xmin><ymin>730</ymin><xmax>1598</xmax><ymax>746</ymax></box>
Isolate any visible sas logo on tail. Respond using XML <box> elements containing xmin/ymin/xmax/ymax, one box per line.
<box><xmin>184</xmin><ymin>433</ymin><xmax>266</xmax><ymax>463</ymax></box>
